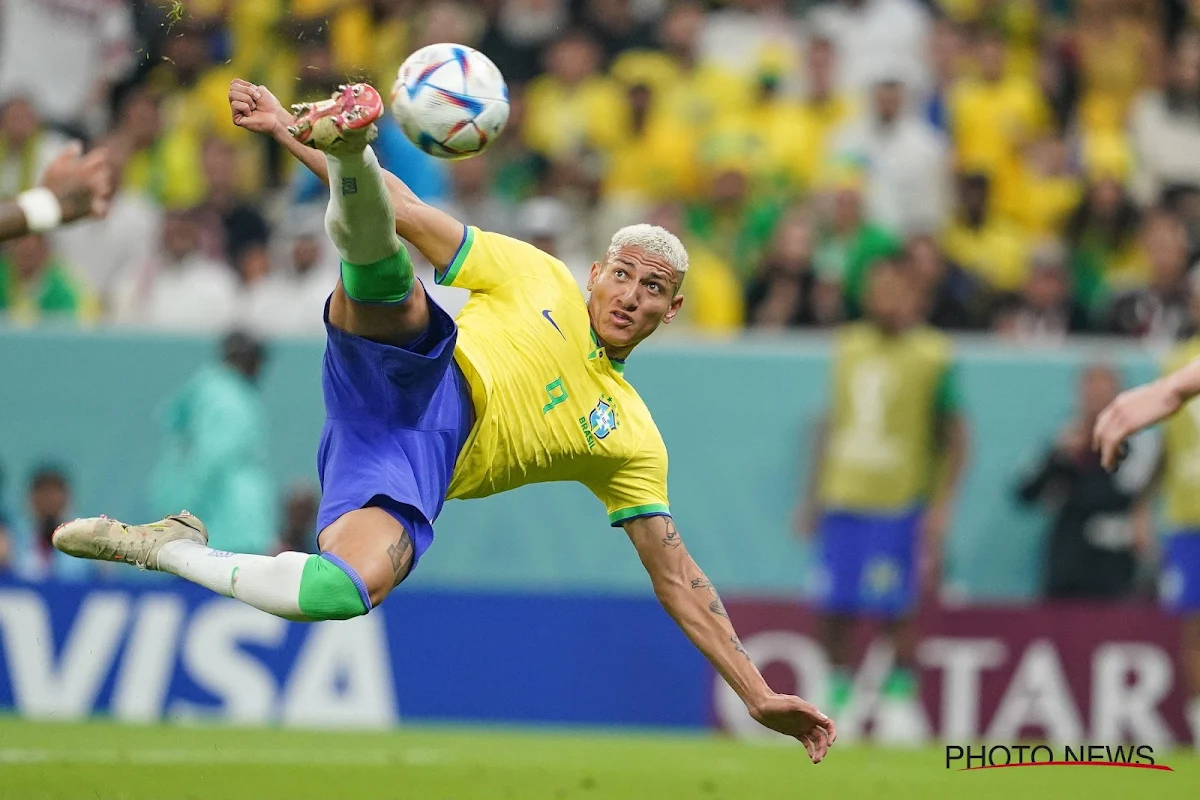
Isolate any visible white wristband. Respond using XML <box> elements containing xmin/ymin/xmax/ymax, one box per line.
<box><xmin>15</xmin><ymin>187</ymin><xmax>64</xmax><ymax>232</ymax></box>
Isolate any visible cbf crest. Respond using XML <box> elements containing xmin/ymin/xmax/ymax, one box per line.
<box><xmin>578</xmin><ymin>395</ymin><xmax>618</xmax><ymax>450</ymax></box>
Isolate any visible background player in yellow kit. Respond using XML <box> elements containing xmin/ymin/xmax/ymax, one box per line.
<box><xmin>51</xmin><ymin>79</ymin><xmax>835</xmax><ymax>761</ymax></box>
<box><xmin>798</xmin><ymin>261</ymin><xmax>969</xmax><ymax>741</ymax></box>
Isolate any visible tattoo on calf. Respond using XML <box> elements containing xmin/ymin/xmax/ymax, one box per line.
<box><xmin>386</xmin><ymin>529</ymin><xmax>414</xmax><ymax>585</ymax></box>
<box><xmin>661</xmin><ymin>519</ymin><xmax>681</xmax><ymax>548</ymax></box>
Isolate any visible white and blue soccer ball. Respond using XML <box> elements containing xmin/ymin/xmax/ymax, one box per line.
<box><xmin>390</xmin><ymin>43</ymin><xmax>510</xmax><ymax>160</ymax></box>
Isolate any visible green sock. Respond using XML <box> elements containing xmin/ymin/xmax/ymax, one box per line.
<box><xmin>340</xmin><ymin>247</ymin><xmax>414</xmax><ymax>304</ymax></box>
<box><xmin>830</xmin><ymin>668</ymin><xmax>853</xmax><ymax>709</ymax></box>
<box><xmin>297</xmin><ymin>554</ymin><xmax>370</xmax><ymax>620</ymax></box>
<box><xmin>883</xmin><ymin>667</ymin><xmax>917</xmax><ymax>699</ymax></box>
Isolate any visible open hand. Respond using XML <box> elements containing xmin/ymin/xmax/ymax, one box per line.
<box><xmin>229</xmin><ymin>79</ymin><xmax>293</xmax><ymax>136</ymax></box>
<box><xmin>1093</xmin><ymin>382</ymin><xmax>1179</xmax><ymax>471</ymax></box>
<box><xmin>749</xmin><ymin>693</ymin><xmax>837</xmax><ymax>763</ymax></box>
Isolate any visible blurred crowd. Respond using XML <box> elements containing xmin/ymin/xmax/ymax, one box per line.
<box><xmin>4</xmin><ymin>0</ymin><xmax>1200</xmax><ymax>341</ymax></box>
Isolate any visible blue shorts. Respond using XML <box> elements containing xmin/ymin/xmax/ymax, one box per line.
<box><xmin>809</xmin><ymin>508</ymin><xmax>922</xmax><ymax>618</ymax></box>
<box><xmin>316</xmin><ymin>287</ymin><xmax>473</xmax><ymax>572</ymax></box>
<box><xmin>1162</xmin><ymin>532</ymin><xmax>1200</xmax><ymax>614</ymax></box>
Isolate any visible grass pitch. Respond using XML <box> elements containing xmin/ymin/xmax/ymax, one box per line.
<box><xmin>0</xmin><ymin>718</ymin><xmax>1196</xmax><ymax>799</ymax></box>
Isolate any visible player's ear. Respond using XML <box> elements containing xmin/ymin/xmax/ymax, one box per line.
<box><xmin>586</xmin><ymin>260</ymin><xmax>601</xmax><ymax>291</ymax></box>
<box><xmin>663</xmin><ymin>293</ymin><xmax>684</xmax><ymax>324</ymax></box>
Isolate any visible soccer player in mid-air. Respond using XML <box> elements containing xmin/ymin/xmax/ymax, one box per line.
<box><xmin>53</xmin><ymin>80</ymin><xmax>836</xmax><ymax>761</ymax></box>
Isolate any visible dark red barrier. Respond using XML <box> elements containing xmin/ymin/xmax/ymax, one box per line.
<box><xmin>713</xmin><ymin>601</ymin><xmax>1189</xmax><ymax>745</ymax></box>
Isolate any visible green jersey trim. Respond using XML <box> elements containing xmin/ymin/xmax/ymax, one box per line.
<box><xmin>435</xmin><ymin>225</ymin><xmax>475</xmax><ymax>286</ymax></box>
<box><xmin>608</xmin><ymin>503</ymin><xmax>671</xmax><ymax>526</ymax></box>
<box><xmin>935</xmin><ymin>363</ymin><xmax>962</xmax><ymax>415</ymax></box>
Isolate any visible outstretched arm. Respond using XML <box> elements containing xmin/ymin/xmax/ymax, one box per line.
<box><xmin>623</xmin><ymin>514</ymin><xmax>836</xmax><ymax>763</ymax></box>
<box><xmin>0</xmin><ymin>143</ymin><xmax>112</xmax><ymax>242</ymax></box>
<box><xmin>1093</xmin><ymin>359</ymin><xmax>1200</xmax><ymax>470</ymax></box>
<box><xmin>228</xmin><ymin>79</ymin><xmax>464</xmax><ymax>267</ymax></box>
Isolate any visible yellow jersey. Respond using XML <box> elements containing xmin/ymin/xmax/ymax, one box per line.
<box><xmin>818</xmin><ymin>323</ymin><xmax>959</xmax><ymax>512</ymax></box>
<box><xmin>438</xmin><ymin>228</ymin><xmax>671</xmax><ymax>526</ymax></box>
<box><xmin>1162</xmin><ymin>339</ymin><xmax>1200</xmax><ymax>528</ymax></box>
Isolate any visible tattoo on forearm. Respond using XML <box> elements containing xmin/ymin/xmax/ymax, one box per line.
<box><xmin>661</xmin><ymin>519</ymin><xmax>681</xmax><ymax>548</ymax></box>
<box><xmin>386</xmin><ymin>529</ymin><xmax>414</xmax><ymax>586</ymax></box>
<box><xmin>732</xmin><ymin>635</ymin><xmax>751</xmax><ymax>661</ymax></box>
<box><xmin>691</xmin><ymin>574</ymin><xmax>729</xmax><ymax>618</ymax></box>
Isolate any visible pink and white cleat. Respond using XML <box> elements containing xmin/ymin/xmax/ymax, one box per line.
<box><xmin>52</xmin><ymin>512</ymin><xmax>208</xmax><ymax>570</ymax></box>
<box><xmin>288</xmin><ymin>83</ymin><xmax>383</xmax><ymax>155</ymax></box>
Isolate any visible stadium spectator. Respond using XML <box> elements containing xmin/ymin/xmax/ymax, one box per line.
<box><xmin>9</xmin><ymin>465</ymin><xmax>92</xmax><ymax>581</ymax></box>
<box><xmin>812</xmin><ymin>169</ymin><xmax>902</xmax><ymax>315</ymax></box>
<box><xmin>479</xmin><ymin>0</ymin><xmax>571</xmax><ymax>84</ymax></box>
<box><xmin>602</xmin><ymin>79</ymin><xmax>698</xmax><ymax>211</ymax></box>
<box><xmin>807</xmin><ymin>0</ymin><xmax>932</xmax><ymax>97</ymax></box>
<box><xmin>1016</xmin><ymin>363</ymin><xmax>1155</xmax><ymax>600</ymax></box>
<box><xmin>142</xmin><ymin>18</ymin><xmax>245</xmax><ymax>208</ymax></box>
<box><xmin>0</xmin><ymin>0</ymin><xmax>135</xmax><ymax>133</ymax></box>
<box><xmin>699</xmin><ymin>0</ymin><xmax>803</xmax><ymax>81</ymax></box>
<box><xmin>789</xmin><ymin>36</ymin><xmax>855</xmax><ymax>190</ymax></box>
<box><xmin>438</xmin><ymin>154</ymin><xmax>515</xmax><ymax>237</ymax></box>
<box><xmin>0</xmin><ymin>233</ymin><xmax>95</xmax><ymax>325</ymax></box>
<box><xmin>54</xmin><ymin>143</ymin><xmax>162</xmax><ymax>306</ymax></box>
<box><xmin>830</xmin><ymin>74</ymin><xmax>949</xmax><ymax>237</ymax></box>
<box><xmin>109</xmin><ymin>208</ymin><xmax>239</xmax><ymax>332</ymax></box>
<box><xmin>1065</xmin><ymin>174</ymin><xmax>1144</xmax><ymax>309</ymax></box>
<box><xmin>745</xmin><ymin>208</ymin><xmax>841</xmax><ymax>329</ymax></box>
<box><xmin>274</xmin><ymin>482</ymin><xmax>321</xmax><ymax>556</ymax></box>
<box><xmin>612</xmin><ymin>0</ymin><xmax>750</xmax><ymax>138</ymax></box>
<box><xmin>523</xmin><ymin>30</ymin><xmax>627</xmax><ymax>160</ymax></box>
<box><xmin>583</xmin><ymin>0</ymin><xmax>657</xmax><ymax>64</ymax></box>
<box><xmin>1106</xmin><ymin>209</ymin><xmax>1194</xmax><ymax>341</ymax></box>
<box><xmin>942</xmin><ymin>172</ymin><xmax>1029</xmax><ymax>293</ymax></box>
<box><xmin>0</xmin><ymin>97</ymin><xmax>68</xmax><ymax>198</ymax></box>
<box><xmin>1130</xmin><ymin>29</ymin><xmax>1200</xmax><ymax>206</ymax></box>
<box><xmin>686</xmin><ymin>157</ymin><xmax>784</xmax><ymax>282</ymax></box>
<box><xmin>797</xmin><ymin>260</ymin><xmax>969</xmax><ymax>742</ymax></box>
<box><xmin>948</xmin><ymin>27</ymin><xmax>1049</xmax><ymax>221</ymax></box>
<box><xmin>905</xmin><ymin>234</ymin><xmax>984</xmax><ymax>331</ymax></box>
<box><xmin>992</xmin><ymin>241</ymin><xmax>1091</xmax><ymax>342</ymax></box>
<box><xmin>150</xmin><ymin>330</ymin><xmax>277</xmax><ymax>555</ymax></box>
<box><xmin>1074</xmin><ymin>0</ymin><xmax>1159</xmax><ymax>138</ymax></box>
<box><xmin>193</xmin><ymin>137</ymin><xmax>270</xmax><ymax>267</ymax></box>
<box><xmin>1010</xmin><ymin>134</ymin><xmax>1082</xmax><ymax>239</ymax></box>
<box><xmin>921</xmin><ymin>19</ymin><xmax>963</xmax><ymax>134</ymax></box>
<box><xmin>647</xmin><ymin>201</ymin><xmax>744</xmax><ymax>332</ymax></box>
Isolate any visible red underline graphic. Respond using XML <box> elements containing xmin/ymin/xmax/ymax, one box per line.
<box><xmin>960</xmin><ymin>761</ymin><xmax>1174</xmax><ymax>772</ymax></box>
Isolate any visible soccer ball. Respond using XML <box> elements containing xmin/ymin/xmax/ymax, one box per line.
<box><xmin>390</xmin><ymin>43</ymin><xmax>510</xmax><ymax>160</ymax></box>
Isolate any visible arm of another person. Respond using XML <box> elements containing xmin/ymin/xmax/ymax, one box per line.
<box><xmin>1093</xmin><ymin>358</ymin><xmax>1200</xmax><ymax>470</ymax></box>
<box><xmin>227</xmin><ymin>80</ymin><xmax>463</xmax><ymax>268</ymax></box>
<box><xmin>0</xmin><ymin>144</ymin><xmax>112</xmax><ymax>242</ymax></box>
<box><xmin>623</xmin><ymin>514</ymin><xmax>836</xmax><ymax>762</ymax></box>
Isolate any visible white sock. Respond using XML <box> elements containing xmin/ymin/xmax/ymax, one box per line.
<box><xmin>324</xmin><ymin>145</ymin><xmax>401</xmax><ymax>266</ymax></box>
<box><xmin>157</xmin><ymin>540</ymin><xmax>306</xmax><ymax>620</ymax></box>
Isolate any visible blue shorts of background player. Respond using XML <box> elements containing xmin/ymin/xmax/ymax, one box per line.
<box><xmin>315</xmin><ymin>286</ymin><xmax>473</xmax><ymax>582</ymax></box>
<box><xmin>1162</xmin><ymin>532</ymin><xmax>1200</xmax><ymax>614</ymax></box>
<box><xmin>810</xmin><ymin>508</ymin><xmax>922</xmax><ymax>619</ymax></box>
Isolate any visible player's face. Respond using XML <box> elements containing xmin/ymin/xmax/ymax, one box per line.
<box><xmin>587</xmin><ymin>247</ymin><xmax>684</xmax><ymax>355</ymax></box>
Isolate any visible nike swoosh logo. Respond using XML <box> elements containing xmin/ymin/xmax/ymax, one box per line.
<box><xmin>542</xmin><ymin>309</ymin><xmax>565</xmax><ymax>339</ymax></box>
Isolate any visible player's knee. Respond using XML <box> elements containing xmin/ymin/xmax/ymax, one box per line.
<box><xmin>297</xmin><ymin>554</ymin><xmax>372</xmax><ymax>620</ymax></box>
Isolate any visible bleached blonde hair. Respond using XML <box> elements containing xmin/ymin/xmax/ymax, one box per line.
<box><xmin>606</xmin><ymin>224</ymin><xmax>689</xmax><ymax>274</ymax></box>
